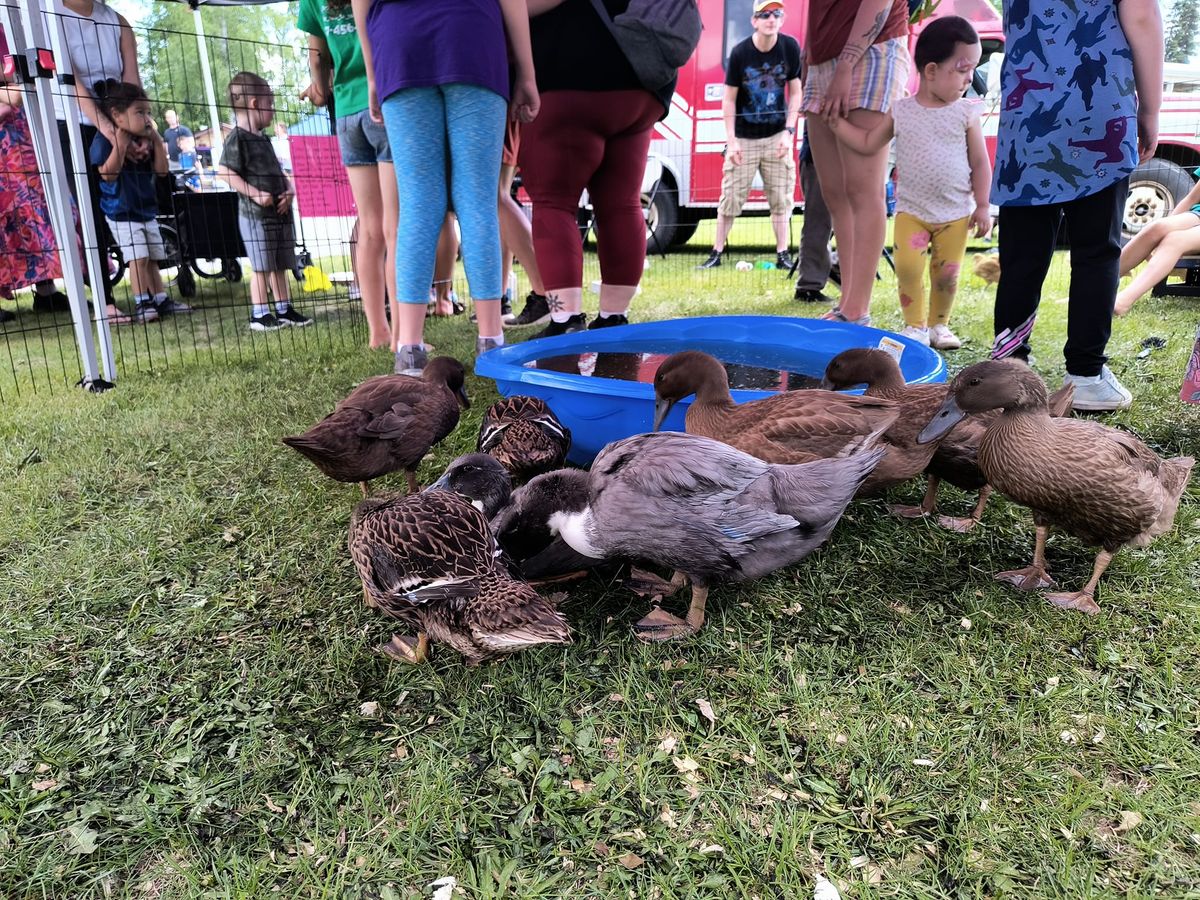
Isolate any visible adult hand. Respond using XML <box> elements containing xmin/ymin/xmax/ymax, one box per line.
<box><xmin>970</xmin><ymin>204</ymin><xmax>993</xmax><ymax>239</ymax></box>
<box><xmin>727</xmin><ymin>138</ymin><xmax>743</xmax><ymax>166</ymax></box>
<box><xmin>775</xmin><ymin>130</ymin><xmax>791</xmax><ymax>159</ymax></box>
<box><xmin>300</xmin><ymin>80</ymin><xmax>326</xmax><ymax>108</ymax></box>
<box><xmin>367</xmin><ymin>80</ymin><xmax>382</xmax><ymax>124</ymax></box>
<box><xmin>511</xmin><ymin>77</ymin><xmax>539</xmax><ymax>123</ymax></box>
<box><xmin>820</xmin><ymin>64</ymin><xmax>854</xmax><ymax>121</ymax></box>
<box><xmin>1136</xmin><ymin>107</ymin><xmax>1158</xmax><ymax>162</ymax></box>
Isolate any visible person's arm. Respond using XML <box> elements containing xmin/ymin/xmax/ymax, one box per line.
<box><xmin>965</xmin><ymin>113</ymin><xmax>992</xmax><ymax>237</ymax></box>
<box><xmin>499</xmin><ymin>0</ymin><xmax>539</xmax><ymax>122</ymax></box>
<box><xmin>527</xmin><ymin>0</ymin><xmax>566</xmax><ymax>15</ymax></box>
<box><xmin>97</xmin><ymin>131</ymin><xmax>130</xmax><ymax>181</ymax></box>
<box><xmin>1169</xmin><ymin>177</ymin><xmax>1200</xmax><ymax>216</ymax></box>
<box><xmin>777</xmin><ymin>75</ymin><xmax>802</xmax><ymax>158</ymax></box>
<box><xmin>1118</xmin><ymin>0</ymin><xmax>1163</xmax><ymax>162</ymax></box>
<box><xmin>301</xmin><ymin>34</ymin><xmax>333</xmax><ymax>108</ymax></box>
<box><xmin>218</xmin><ymin>165</ymin><xmax>275</xmax><ymax>208</ymax></box>
<box><xmin>722</xmin><ymin>85</ymin><xmax>742</xmax><ymax>165</ymax></box>
<box><xmin>350</xmin><ymin>0</ymin><xmax>380</xmax><ymax>122</ymax></box>
<box><xmin>823</xmin><ymin>0</ymin><xmax>895</xmax><ymax>119</ymax></box>
<box><xmin>149</xmin><ymin>126</ymin><xmax>168</xmax><ymax>176</ymax></box>
<box><xmin>826</xmin><ymin>110</ymin><xmax>893</xmax><ymax>153</ymax></box>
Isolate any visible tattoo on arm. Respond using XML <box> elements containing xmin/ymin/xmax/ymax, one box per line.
<box><xmin>864</xmin><ymin>8</ymin><xmax>888</xmax><ymax>43</ymax></box>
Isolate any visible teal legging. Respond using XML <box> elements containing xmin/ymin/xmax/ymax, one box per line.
<box><xmin>381</xmin><ymin>84</ymin><xmax>506</xmax><ymax>303</ymax></box>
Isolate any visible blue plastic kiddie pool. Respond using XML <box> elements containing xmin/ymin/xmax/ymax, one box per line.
<box><xmin>475</xmin><ymin>315</ymin><xmax>946</xmax><ymax>465</ymax></box>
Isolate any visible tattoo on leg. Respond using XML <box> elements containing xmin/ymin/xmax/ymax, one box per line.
<box><xmin>546</xmin><ymin>292</ymin><xmax>565</xmax><ymax>314</ymax></box>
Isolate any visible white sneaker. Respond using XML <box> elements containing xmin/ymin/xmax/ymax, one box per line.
<box><xmin>899</xmin><ymin>325</ymin><xmax>930</xmax><ymax>346</ymax></box>
<box><xmin>929</xmin><ymin>324</ymin><xmax>962</xmax><ymax>350</ymax></box>
<box><xmin>1062</xmin><ymin>365</ymin><xmax>1133</xmax><ymax>411</ymax></box>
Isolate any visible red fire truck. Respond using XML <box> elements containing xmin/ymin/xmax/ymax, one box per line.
<box><xmin>639</xmin><ymin>0</ymin><xmax>1200</xmax><ymax>248</ymax></box>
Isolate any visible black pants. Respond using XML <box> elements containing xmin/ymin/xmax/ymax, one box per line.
<box><xmin>56</xmin><ymin>119</ymin><xmax>114</xmax><ymax>306</ymax></box>
<box><xmin>992</xmin><ymin>177</ymin><xmax>1128</xmax><ymax>377</ymax></box>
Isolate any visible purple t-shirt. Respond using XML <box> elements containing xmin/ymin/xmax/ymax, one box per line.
<box><xmin>367</xmin><ymin>0</ymin><xmax>509</xmax><ymax>104</ymax></box>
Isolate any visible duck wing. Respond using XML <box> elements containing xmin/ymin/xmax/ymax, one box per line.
<box><xmin>466</xmin><ymin>576</ymin><xmax>572</xmax><ymax>655</ymax></box>
<box><xmin>742</xmin><ymin>394</ymin><xmax>899</xmax><ymax>461</ymax></box>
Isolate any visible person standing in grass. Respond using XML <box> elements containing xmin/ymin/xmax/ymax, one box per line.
<box><xmin>828</xmin><ymin>16</ymin><xmax>992</xmax><ymax>350</ymax></box>
<box><xmin>89</xmin><ymin>80</ymin><xmax>192</xmax><ymax>324</ymax></box>
<box><xmin>219</xmin><ymin>71</ymin><xmax>313</xmax><ymax>333</ymax></box>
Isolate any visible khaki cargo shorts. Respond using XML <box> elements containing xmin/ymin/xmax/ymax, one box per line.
<box><xmin>718</xmin><ymin>133</ymin><xmax>796</xmax><ymax>218</ymax></box>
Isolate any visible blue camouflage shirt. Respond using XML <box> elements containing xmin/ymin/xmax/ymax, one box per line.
<box><xmin>992</xmin><ymin>0</ymin><xmax>1138</xmax><ymax>207</ymax></box>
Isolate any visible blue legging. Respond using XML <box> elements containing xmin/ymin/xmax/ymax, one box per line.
<box><xmin>381</xmin><ymin>84</ymin><xmax>506</xmax><ymax>303</ymax></box>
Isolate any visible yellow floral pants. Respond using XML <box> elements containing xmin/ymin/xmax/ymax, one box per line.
<box><xmin>893</xmin><ymin>212</ymin><xmax>970</xmax><ymax>327</ymax></box>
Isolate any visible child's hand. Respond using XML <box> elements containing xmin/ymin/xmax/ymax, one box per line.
<box><xmin>971</xmin><ymin>204</ymin><xmax>993</xmax><ymax>239</ymax></box>
<box><xmin>511</xmin><ymin>76</ymin><xmax>539</xmax><ymax>123</ymax></box>
<box><xmin>275</xmin><ymin>190</ymin><xmax>294</xmax><ymax>215</ymax></box>
<box><xmin>253</xmin><ymin>189</ymin><xmax>275</xmax><ymax>208</ymax></box>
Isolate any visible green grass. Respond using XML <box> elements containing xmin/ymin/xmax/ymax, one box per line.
<box><xmin>2</xmin><ymin>223</ymin><xmax>1200</xmax><ymax>898</ymax></box>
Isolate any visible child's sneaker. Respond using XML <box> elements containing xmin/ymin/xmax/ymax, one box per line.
<box><xmin>898</xmin><ymin>324</ymin><xmax>930</xmax><ymax>346</ymax></box>
<box><xmin>250</xmin><ymin>312</ymin><xmax>281</xmax><ymax>331</ymax></box>
<box><xmin>276</xmin><ymin>307</ymin><xmax>313</xmax><ymax>327</ymax></box>
<box><xmin>156</xmin><ymin>298</ymin><xmax>192</xmax><ymax>315</ymax></box>
<box><xmin>133</xmin><ymin>304</ymin><xmax>159</xmax><ymax>324</ymax></box>
<box><xmin>394</xmin><ymin>343</ymin><xmax>427</xmax><ymax>376</ymax></box>
<box><xmin>929</xmin><ymin>324</ymin><xmax>961</xmax><ymax>350</ymax></box>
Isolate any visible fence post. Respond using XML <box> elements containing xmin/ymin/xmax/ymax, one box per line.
<box><xmin>191</xmin><ymin>4</ymin><xmax>224</xmax><ymax>165</ymax></box>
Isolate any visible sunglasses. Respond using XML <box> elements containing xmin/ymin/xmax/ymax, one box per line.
<box><xmin>754</xmin><ymin>9</ymin><xmax>784</xmax><ymax>19</ymax></box>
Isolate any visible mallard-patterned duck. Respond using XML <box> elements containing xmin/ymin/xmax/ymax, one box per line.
<box><xmin>477</xmin><ymin>396</ymin><xmax>571</xmax><ymax>483</ymax></box>
<box><xmin>283</xmin><ymin>356</ymin><xmax>469</xmax><ymax>496</ymax></box>
<box><xmin>822</xmin><ymin>348</ymin><xmax>1075</xmax><ymax>529</ymax></box>
<box><xmin>350</xmin><ymin>472</ymin><xmax>571</xmax><ymax>665</ymax></box>
<box><xmin>919</xmin><ymin>360</ymin><xmax>1194</xmax><ymax>614</ymax></box>
<box><xmin>651</xmin><ymin>350</ymin><xmax>900</xmax><ymax>468</ymax></box>
<box><xmin>491</xmin><ymin>431</ymin><xmax>884</xmax><ymax>641</ymax></box>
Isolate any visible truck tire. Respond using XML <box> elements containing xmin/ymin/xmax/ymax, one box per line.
<box><xmin>669</xmin><ymin>219</ymin><xmax>699</xmax><ymax>247</ymax></box>
<box><xmin>1124</xmin><ymin>159</ymin><xmax>1196</xmax><ymax>237</ymax></box>
<box><xmin>646</xmin><ymin>184</ymin><xmax>679</xmax><ymax>253</ymax></box>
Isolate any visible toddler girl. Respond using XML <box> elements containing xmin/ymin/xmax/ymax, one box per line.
<box><xmin>828</xmin><ymin>15</ymin><xmax>992</xmax><ymax>349</ymax></box>
<box><xmin>1114</xmin><ymin>169</ymin><xmax>1200</xmax><ymax>316</ymax></box>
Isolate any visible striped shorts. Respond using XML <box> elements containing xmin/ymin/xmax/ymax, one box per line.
<box><xmin>801</xmin><ymin>36</ymin><xmax>909</xmax><ymax>115</ymax></box>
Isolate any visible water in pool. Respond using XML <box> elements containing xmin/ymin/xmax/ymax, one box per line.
<box><xmin>525</xmin><ymin>350</ymin><xmax>825</xmax><ymax>391</ymax></box>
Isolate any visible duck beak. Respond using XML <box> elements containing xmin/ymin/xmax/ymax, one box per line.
<box><xmin>425</xmin><ymin>473</ymin><xmax>451</xmax><ymax>493</ymax></box>
<box><xmin>918</xmin><ymin>394</ymin><xmax>966</xmax><ymax>444</ymax></box>
<box><xmin>456</xmin><ymin>385</ymin><xmax>471</xmax><ymax>410</ymax></box>
<box><xmin>652</xmin><ymin>397</ymin><xmax>676</xmax><ymax>432</ymax></box>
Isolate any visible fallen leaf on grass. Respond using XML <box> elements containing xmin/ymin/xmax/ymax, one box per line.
<box><xmin>698</xmin><ymin>844</ymin><xmax>723</xmax><ymax>856</ymax></box>
<box><xmin>657</xmin><ymin>734</ymin><xmax>678</xmax><ymax>755</ymax></box>
<box><xmin>694</xmin><ymin>699</ymin><xmax>716</xmax><ymax>727</ymax></box>
<box><xmin>430</xmin><ymin>876</ymin><xmax>457</xmax><ymax>900</ymax></box>
<box><xmin>912</xmin><ymin>758</ymin><xmax>935</xmax><ymax>767</ymax></box>
<box><xmin>659</xmin><ymin>805</ymin><xmax>677</xmax><ymax>828</ymax></box>
<box><xmin>813</xmin><ymin>875</ymin><xmax>842</xmax><ymax>900</ymax></box>
<box><xmin>65</xmin><ymin>823</ymin><xmax>99</xmax><ymax>855</ymax></box>
<box><xmin>31</xmin><ymin>778</ymin><xmax>59</xmax><ymax>793</ymax></box>
<box><xmin>359</xmin><ymin>701</ymin><xmax>380</xmax><ymax>718</ymax></box>
<box><xmin>673</xmin><ymin>756</ymin><xmax>700</xmax><ymax>773</ymax></box>
<box><xmin>593</xmin><ymin>840</ymin><xmax>611</xmax><ymax>858</ymax></box>
<box><xmin>569</xmin><ymin>778</ymin><xmax>594</xmax><ymax>794</ymax></box>
<box><xmin>222</xmin><ymin>526</ymin><xmax>244</xmax><ymax>544</ymax></box>
<box><xmin>263</xmin><ymin>795</ymin><xmax>285</xmax><ymax>814</ymax></box>
<box><xmin>618</xmin><ymin>852</ymin><xmax>644</xmax><ymax>869</ymax></box>
<box><xmin>1115</xmin><ymin>811</ymin><xmax>1143</xmax><ymax>834</ymax></box>
<box><xmin>960</xmin><ymin>617</ymin><xmax>972</xmax><ymax>630</ymax></box>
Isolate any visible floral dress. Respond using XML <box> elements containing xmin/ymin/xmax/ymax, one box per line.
<box><xmin>0</xmin><ymin>93</ymin><xmax>63</xmax><ymax>297</ymax></box>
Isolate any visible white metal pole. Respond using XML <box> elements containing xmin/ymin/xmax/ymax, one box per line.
<box><xmin>193</xmin><ymin>4</ymin><xmax>223</xmax><ymax>164</ymax></box>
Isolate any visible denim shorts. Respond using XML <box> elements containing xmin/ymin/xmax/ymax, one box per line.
<box><xmin>337</xmin><ymin>109</ymin><xmax>392</xmax><ymax>167</ymax></box>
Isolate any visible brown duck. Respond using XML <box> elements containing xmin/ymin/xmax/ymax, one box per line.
<box><xmin>477</xmin><ymin>395</ymin><xmax>571</xmax><ymax>483</ymax></box>
<box><xmin>919</xmin><ymin>360</ymin><xmax>1194</xmax><ymax>614</ymax></box>
<box><xmin>349</xmin><ymin>485</ymin><xmax>571</xmax><ymax>666</ymax></box>
<box><xmin>283</xmin><ymin>356</ymin><xmax>469</xmax><ymax>496</ymax></box>
<box><xmin>651</xmin><ymin>350</ymin><xmax>899</xmax><ymax>470</ymax></box>
<box><xmin>822</xmin><ymin>348</ymin><xmax>1075</xmax><ymax>530</ymax></box>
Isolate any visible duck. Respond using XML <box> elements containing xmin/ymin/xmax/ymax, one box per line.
<box><xmin>477</xmin><ymin>395</ymin><xmax>572</xmax><ymax>483</ymax></box>
<box><xmin>651</xmin><ymin>350</ymin><xmax>900</xmax><ymax>467</ymax></box>
<box><xmin>972</xmin><ymin>253</ymin><xmax>1001</xmax><ymax>285</ymax></box>
<box><xmin>491</xmin><ymin>431</ymin><xmax>884</xmax><ymax>641</ymax></box>
<box><xmin>821</xmin><ymin>348</ymin><xmax>1075</xmax><ymax>529</ymax></box>
<box><xmin>919</xmin><ymin>360</ymin><xmax>1194</xmax><ymax>614</ymax></box>
<box><xmin>349</xmin><ymin>453</ymin><xmax>571</xmax><ymax>665</ymax></box>
<box><xmin>283</xmin><ymin>356</ymin><xmax>469</xmax><ymax>496</ymax></box>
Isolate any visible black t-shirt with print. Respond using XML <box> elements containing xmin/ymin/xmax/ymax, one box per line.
<box><xmin>725</xmin><ymin>34</ymin><xmax>801</xmax><ymax>140</ymax></box>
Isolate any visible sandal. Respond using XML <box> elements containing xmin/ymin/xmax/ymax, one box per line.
<box><xmin>105</xmin><ymin>305</ymin><xmax>133</xmax><ymax>326</ymax></box>
<box><xmin>820</xmin><ymin>308</ymin><xmax>872</xmax><ymax>327</ymax></box>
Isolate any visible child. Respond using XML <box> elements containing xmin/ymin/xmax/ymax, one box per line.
<box><xmin>218</xmin><ymin>71</ymin><xmax>312</xmax><ymax>332</ymax></box>
<box><xmin>1114</xmin><ymin>169</ymin><xmax>1200</xmax><ymax>316</ymax></box>
<box><xmin>827</xmin><ymin>16</ymin><xmax>991</xmax><ymax>350</ymax></box>
<box><xmin>89</xmin><ymin>79</ymin><xmax>192</xmax><ymax>323</ymax></box>
<box><xmin>177</xmin><ymin>132</ymin><xmax>203</xmax><ymax>192</ymax></box>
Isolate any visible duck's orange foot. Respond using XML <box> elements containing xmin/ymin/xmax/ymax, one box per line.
<box><xmin>937</xmin><ymin>514</ymin><xmax>981</xmax><ymax>533</ymax></box>
<box><xmin>888</xmin><ymin>503</ymin><xmax>931</xmax><ymax>520</ymax></box>
<box><xmin>1045</xmin><ymin>590</ymin><xmax>1101</xmax><ymax>615</ymax></box>
<box><xmin>627</xmin><ymin>567</ymin><xmax>684</xmax><ymax>598</ymax></box>
<box><xmin>994</xmin><ymin>565</ymin><xmax>1056</xmax><ymax>591</ymax></box>
<box><xmin>633</xmin><ymin>606</ymin><xmax>698</xmax><ymax>642</ymax></box>
<box><xmin>379</xmin><ymin>633</ymin><xmax>429</xmax><ymax>664</ymax></box>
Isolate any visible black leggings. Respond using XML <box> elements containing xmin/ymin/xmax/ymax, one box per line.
<box><xmin>56</xmin><ymin>119</ymin><xmax>114</xmax><ymax>306</ymax></box>
<box><xmin>992</xmin><ymin>177</ymin><xmax>1128</xmax><ymax>377</ymax></box>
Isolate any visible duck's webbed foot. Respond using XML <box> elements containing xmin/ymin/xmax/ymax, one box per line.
<box><xmin>1044</xmin><ymin>590</ymin><xmax>1101</xmax><ymax>615</ymax></box>
<box><xmin>380</xmin><ymin>631</ymin><xmax>429</xmax><ymax>664</ymax></box>
<box><xmin>626</xmin><ymin>566</ymin><xmax>685</xmax><ymax>598</ymax></box>
<box><xmin>994</xmin><ymin>565</ymin><xmax>1056</xmax><ymax>591</ymax></box>
<box><xmin>888</xmin><ymin>477</ymin><xmax>939</xmax><ymax>521</ymax></box>
<box><xmin>633</xmin><ymin>582</ymin><xmax>707</xmax><ymax>643</ymax></box>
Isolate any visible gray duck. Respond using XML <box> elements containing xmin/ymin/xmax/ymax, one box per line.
<box><xmin>477</xmin><ymin>395</ymin><xmax>571</xmax><ymax>483</ymax></box>
<box><xmin>283</xmin><ymin>357</ymin><xmax>469</xmax><ymax>496</ymax></box>
<box><xmin>491</xmin><ymin>431</ymin><xmax>884</xmax><ymax>641</ymax></box>
<box><xmin>919</xmin><ymin>360</ymin><xmax>1194</xmax><ymax>614</ymax></box>
<box><xmin>350</xmin><ymin>456</ymin><xmax>570</xmax><ymax>665</ymax></box>
<box><xmin>822</xmin><ymin>348</ymin><xmax>1075</xmax><ymax>530</ymax></box>
<box><xmin>651</xmin><ymin>350</ymin><xmax>899</xmax><ymax>467</ymax></box>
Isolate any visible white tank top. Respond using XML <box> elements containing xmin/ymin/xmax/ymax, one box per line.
<box><xmin>54</xmin><ymin>0</ymin><xmax>125</xmax><ymax>125</ymax></box>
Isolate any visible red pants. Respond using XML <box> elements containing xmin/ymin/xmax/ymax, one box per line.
<box><xmin>519</xmin><ymin>89</ymin><xmax>661</xmax><ymax>292</ymax></box>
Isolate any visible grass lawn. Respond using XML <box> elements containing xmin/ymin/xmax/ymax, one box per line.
<box><xmin>2</xmin><ymin>222</ymin><xmax>1199</xmax><ymax>898</ymax></box>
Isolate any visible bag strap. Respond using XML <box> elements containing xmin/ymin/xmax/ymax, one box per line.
<box><xmin>587</xmin><ymin>0</ymin><xmax>620</xmax><ymax>41</ymax></box>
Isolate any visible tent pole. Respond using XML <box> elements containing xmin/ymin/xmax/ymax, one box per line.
<box><xmin>193</xmin><ymin>5</ymin><xmax>223</xmax><ymax>163</ymax></box>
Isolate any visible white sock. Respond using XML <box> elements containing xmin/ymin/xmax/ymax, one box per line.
<box><xmin>481</xmin><ymin>333</ymin><xmax>504</xmax><ymax>345</ymax></box>
<box><xmin>550</xmin><ymin>311</ymin><xmax>574</xmax><ymax>323</ymax></box>
<box><xmin>275</xmin><ymin>299</ymin><xmax>291</xmax><ymax>313</ymax></box>
<box><xmin>153</xmin><ymin>292</ymin><xmax>167</xmax><ymax>305</ymax></box>
<box><xmin>252</xmin><ymin>303</ymin><xmax>270</xmax><ymax>318</ymax></box>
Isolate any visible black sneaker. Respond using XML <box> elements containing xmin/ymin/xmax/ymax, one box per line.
<box><xmin>156</xmin><ymin>297</ymin><xmax>193</xmax><ymax>315</ymax></box>
<box><xmin>276</xmin><ymin>307</ymin><xmax>313</xmax><ymax>327</ymax></box>
<box><xmin>588</xmin><ymin>313</ymin><xmax>628</xmax><ymax>329</ymax></box>
<box><xmin>697</xmin><ymin>250</ymin><xmax>722</xmax><ymax>269</ymax></box>
<box><xmin>776</xmin><ymin>250</ymin><xmax>796</xmax><ymax>271</ymax></box>
<box><xmin>0</xmin><ymin>308</ymin><xmax>15</xmax><ymax>323</ymax></box>
<box><xmin>33</xmin><ymin>291</ymin><xmax>70</xmax><ymax>313</ymax></box>
<box><xmin>507</xmin><ymin>292</ymin><xmax>550</xmax><ymax>328</ymax></box>
<box><xmin>531</xmin><ymin>314</ymin><xmax>587</xmax><ymax>339</ymax></box>
<box><xmin>501</xmin><ymin>294</ymin><xmax>514</xmax><ymax>322</ymax></box>
<box><xmin>794</xmin><ymin>288</ymin><xmax>835</xmax><ymax>303</ymax></box>
<box><xmin>250</xmin><ymin>313</ymin><xmax>281</xmax><ymax>331</ymax></box>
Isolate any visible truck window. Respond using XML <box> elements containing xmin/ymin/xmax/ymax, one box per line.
<box><xmin>723</xmin><ymin>0</ymin><xmax>755</xmax><ymax>69</ymax></box>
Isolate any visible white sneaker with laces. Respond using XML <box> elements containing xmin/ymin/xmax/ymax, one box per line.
<box><xmin>1062</xmin><ymin>365</ymin><xmax>1133</xmax><ymax>411</ymax></box>
<box><xmin>929</xmin><ymin>324</ymin><xmax>961</xmax><ymax>350</ymax></box>
<box><xmin>899</xmin><ymin>324</ymin><xmax>930</xmax><ymax>346</ymax></box>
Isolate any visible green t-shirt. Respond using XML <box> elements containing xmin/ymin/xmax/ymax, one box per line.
<box><xmin>297</xmin><ymin>0</ymin><xmax>369</xmax><ymax>118</ymax></box>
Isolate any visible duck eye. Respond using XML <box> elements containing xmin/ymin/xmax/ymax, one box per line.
<box><xmin>968</xmin><ymin>377</ymin><xmax>982</xmax><ymax>386</ymax></box>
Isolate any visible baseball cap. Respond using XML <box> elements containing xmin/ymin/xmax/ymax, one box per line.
<box><xmin>753</xmin><ymin>0</ymin><xmax>784</xmax><ymax>12</ymax></box>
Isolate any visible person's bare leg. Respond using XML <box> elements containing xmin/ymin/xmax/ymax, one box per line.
<box><xmin>771</xmin><ymin>212</ymin><xmax>790</xmax><ymax>254</ymax></box>
<box><xmin>546</xmin><ymin>286</ymin><xmax>584</xmax><ymax>317</ymax></box>
<box><xmin>711</xmin><ymin>213</ymin><xmax>736</xmax><ymax>253</ymax></box>
<box><xmin>836</xmin><ymin>108</ymin><xmax>891</xmax><ymax>321</ymax></box>
<box><xmin>347</xmin><ymin>164</ymin><xmax>391</xmax><ymax>349</ymax></box>
<box><xmin>499</xmin><ymin>165</ymin><xmax>545</xmax><ymax>294</ymax></box>
<box><xmin>432</xmin><ymin>212</ymin><xmax>458</xmax><ymax>316</ymax></box>
<box><xmin>807</xmin><ymin>117</ymin><xmax>856</xmax><ymax>311</ymax></box>
<box><xmin>394</xmin><ymin>301</ymin><xmax>426</xmax><ymax>348</ymax></box>
<box><xmin>376</xmin><ymin>164</ymin><xmax>400</xmax><ymax>351</ymax></box>
<box><xmin>1116</xmin><ymin>227</ymin><xmax>1200</xmax><ymax>315</ymax></box>
<box><xmin>249</xmin><ymin>270</ymin><xmax>269</xmax><ymax>313</ymax></box>
<box><xmin>598</xmin><ymin>284</ymin><xmax>637</xmax><ymax>318</ymax></box>
<box><xmin>1119</xmin><ymin>219</ymin><xmax>1169</xmax><ymax>274</ymax></box>
<box><xmin>268</xmin><ymin>269</ymin><xmax>291</xmax><ymax>307</ymax></box>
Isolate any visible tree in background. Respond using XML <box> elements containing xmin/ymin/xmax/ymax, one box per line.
<box><xmin>1165</xmin><ymin>0</ymin><xmax>1199</xmax><ymax>63</ymax></box>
